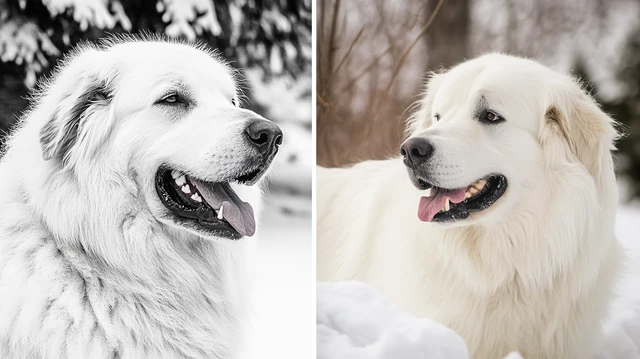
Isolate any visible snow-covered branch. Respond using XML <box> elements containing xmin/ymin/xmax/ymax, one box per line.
<box><xmin>0</xmin><ymin>17</ymin><xmax>59</xmax><ymax>87</ymax></box>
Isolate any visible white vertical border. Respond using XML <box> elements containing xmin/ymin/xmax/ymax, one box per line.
<box><xmin>310</xmin><ymin>0</ymin><xmax>318</xmax><ymax>357</ymax></box>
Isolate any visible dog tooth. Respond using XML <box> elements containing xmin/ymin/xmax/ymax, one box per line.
<box><xmin>171</xmin><ymin>170</ymin><xmax>181</xmax><ymax>179</ymax></box>
<box><xmin>444</xmin><ymin>199</ymin><xmax>450</xmax><ymax>211</ymax></box>
<box><xmin>425</xmin><ymin>188</ymin><xmax>432</xmax><ymax>197</ymax></box>
<box><xmin>465</xmin><ymin>192</ymin><xmax>472</xmax><ymax>199</ymax></box>
<box><xmin>217</xmin><ymin>205</ymin><xmax>224</xmax><ymax>220</ymax></box>
<box><xmin>175</xmin><ymin>175</ymin><xmax>186</xmax><ymax>186</ymax></box>
<box><xmin>474</xmin><ymin>180</ymin><xmax>486</xmax><ymax>190</ymax></box>
<box><xmin>469</xmin><ymin>187</ymin><xmax>478</xmax><ymax>194</ymax></box>
<box><xmin>191</xmin><ymin>193</ymin><xmax>202</xmax><ymax>202</ymax></box>
<box><xmin>181</xmin><ymin>184</ymin><xmax>191</xmax><ymax>194</ymax></box>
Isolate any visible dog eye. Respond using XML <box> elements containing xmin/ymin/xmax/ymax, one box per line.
<box><xmin>157</xmin><ymin>93</ymin><xmax>189</xmax><ymax>107</ymax></box>
<box><xmin>162</xmin><ymin>95</ymin><xmax>178</xmax><ymax>104</ymax></box>
<box><xmin>480</xmin><ymin>110</ymin><xmax>504</xmax><ymax>123</ymax></box>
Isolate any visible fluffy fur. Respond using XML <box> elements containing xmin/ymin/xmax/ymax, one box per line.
<box><xmin>0</xmin><ymin>37</ymin><xmax>272</xmax><ymax>358</ymax></box>
<box><xmin>317</xmin><ymin>53</ymin><xmax>622</xmax><ymax>359</ymax></box>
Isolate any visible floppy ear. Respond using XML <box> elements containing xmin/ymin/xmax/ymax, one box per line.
<box><xmin>544</xmin><ymin>78</ymin><xmax>618</xmax><ymax>181</ymax></box>
<box><xmin>406</xmin><ymin>71</ymin><xmax>444</xmax><ymax>137</ymax></box>
<box><xmin>39</xmin><ymin>48</ymin><xmax>114</xmax><ymax>165</ymax></box>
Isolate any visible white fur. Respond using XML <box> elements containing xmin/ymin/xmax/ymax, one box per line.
<box><xmin>0</xmin><ymin>37</ymin><xmax>272</xmax><ymax>358</ymax></box>
<box><xmin>317</xmin><ymin>53</ymin><xmax>622</xmax><ymax>359</ymax></box>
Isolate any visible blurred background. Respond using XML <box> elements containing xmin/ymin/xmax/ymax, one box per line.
<box><xmin>317</xmin><ymin>0</ymin><xmax>640</xmax><ymax>205</ymax></box>
<box><xmin>0</xmin><ymin>0</ymin><xmax>312</xmax><ymax>356</ymax></box>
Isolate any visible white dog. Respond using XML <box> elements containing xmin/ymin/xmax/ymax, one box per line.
<box><xmin>317</xmin><ymin>54</ymin><xmax>622</xmax><ymax>359</ymax></box>
<box><xmin>0</xmin><ymin>37</ymin><xmax>282</xmax><ymax>358</ymax></box>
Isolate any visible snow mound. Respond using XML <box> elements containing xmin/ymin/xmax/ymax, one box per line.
<box><xmin>594</xmin><ymin>203</ymin><xmax>640</xmax><ymax>358</ymax></box>
<box><xmin>317</xmin><ymin>281</ymin><xmax>469</xmax><ymax>359</ymax></box>
<box><xmin>503</xmin><ymin>352</ymin><xmax>525</xmax><ymax>359</ymax></box>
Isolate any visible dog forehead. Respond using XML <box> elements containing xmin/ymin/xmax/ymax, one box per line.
<box><xmin>432</xmin><ymin>55</ymin><xmax>555</xmax><ymax>129</ymax></box>
<box><xmin>441</xmin><ymin>56</ymin><xmax>550</xmax><ymax>97</ymax></box>
<box><xmin>108</xmin><ymin>41</ymin><xmax>237</xmax><ymax>93</ymax></box>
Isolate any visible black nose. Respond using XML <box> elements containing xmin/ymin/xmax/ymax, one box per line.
<box><xmin>244</xmin><ymin>120</ymin><xmax>283</xmax><ymax>156</ymax></box>
<box><xmin>400</xmin><ymin>138</ymin><xmax>434</xmax><ymax>168</ymax></box>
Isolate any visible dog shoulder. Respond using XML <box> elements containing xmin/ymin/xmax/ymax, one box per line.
<box><xmin>0</xmin><ymin>216</ymin><xmax>118</xmax><ymax>358</ymax></box>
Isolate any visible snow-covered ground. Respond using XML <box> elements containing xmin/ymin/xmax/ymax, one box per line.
<box><xmin>317</xmin><ymin>281</ymin><xmax>469</xmax><ymax>359</ymax></box>
<box><xmin>254</xmin><ymin>190</ymin><xmax>313</xmax><ymax>358</ymax></box>
<box><xmin>596</xmin><ymin>203</ymin><xmax>640</xmax><ymax>358</ymax></box>
<box><xmin>317</xmin><ymin>202</ymin><xmax>640</xmax><ymax>359</ymax></box>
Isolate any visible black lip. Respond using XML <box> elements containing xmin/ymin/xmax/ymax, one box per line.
<box><xmin>431</xmin><ymin>174</ymin><xmax>508</xmax><ymax>222</ymax></box>
<box><xmin>155</xmin><ymin>167</ymin><xmax>242</xmax><ymax>239</ymax></box>
<box><xmin>234</xmin><ymin>146</ymin><xmax>279</xmax><ymax>186</ymax></box>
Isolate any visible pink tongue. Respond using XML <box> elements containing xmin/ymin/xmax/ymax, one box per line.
<box><xmin>418</xmin><ymin>188</ymin><xmax>467</xmax><ymax>222</ymax></box>
<box><xmin>189</xmin><ymin>179</ymin><xmax>256</xmax><ymax>237</ymax></box>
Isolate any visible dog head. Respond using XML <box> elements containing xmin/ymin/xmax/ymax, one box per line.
<box><xmin>37</xmin><ymin>37</ymin><xmax>282</xmax><ymax>241</ymax></box>
<box><xmin>402</xmin><ymin>53</ymin><xmax>617</xmax><ymax>226</ymax></box>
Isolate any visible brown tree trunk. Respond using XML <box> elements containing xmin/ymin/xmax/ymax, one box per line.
<box><xmin>425</xmin><ymin>0</ymin><xmax>470</xmax><ymax>71</ymax></box>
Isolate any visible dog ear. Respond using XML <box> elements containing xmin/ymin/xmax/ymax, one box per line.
<box><xmin>39</xmin><ymin>48</ymin><xmax>114</xmax><ymax>165</ymax></box>
<box><xmin>544</xmin><ymin>78</ymin><xmax>619</xmax><ymax>180</ymax></box>
<box><xmin>406</xmin><ymin>71</ymin><xmax>444</xmax><ymax>137</ymax></box>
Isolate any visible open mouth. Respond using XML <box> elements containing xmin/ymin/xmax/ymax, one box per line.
<box><xmin>155</xmin><ymin>167</ymin><xmax>263</xmax><ymax>239</ymax></box>
<box><xmin>417</xmin><ymin>174</ymin><xmax>508</xmax><ymax>222</ymax></box>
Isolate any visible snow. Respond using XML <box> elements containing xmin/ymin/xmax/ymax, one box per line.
<box><xmin>162</xmin><ymin>0</ymin><xmax>221</xmax><ymax>40</ymax></box>
<box><xmin>317</xmin><ymin>281</ymin><xmax>469</xmax><ymax>359</ymax></box>
<box><xmin>317</xmin><ymin>202</ymin><xmax>640</xmax><ymax>359</ymax></box>
<box><xmin>246</xmin><ymin>69</ymin><xmax>313</xmax><ymax>127</ymax></box>
<box><xmin>270</xmin><ymin>47</ymin><xmax>284</xmax><ymax>75</ymax></box>
<box><xmin>0</xmin><ymin>19</ymin><xmax>59</xmax><ymax>87</ymax></box>
<box><xmin>42</xmin><ymin>0</ymin><xmax>131</xmax><ymax>31</ymax></box>
<box><xmin>595</xmin><ymin>202</ymin><xmax>640</xmax><ymax>358</ymax></box>
<box><xmin>502</xmin><ymin>353</ymin><xmax>525</xmax><ymax>359</ymax></box>
<box><xmin>253</xmin><ymin>191</ymin><xmax>313</xmax><ymax>358</ymax></box>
